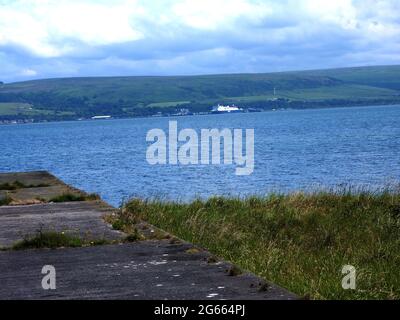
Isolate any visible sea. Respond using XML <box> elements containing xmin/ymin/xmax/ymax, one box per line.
<box><xmin>1</xmin><ymin>104</ymin><xmax>399</xmax><ymax>206</ymax></box>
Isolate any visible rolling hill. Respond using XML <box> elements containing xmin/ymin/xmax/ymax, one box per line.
<box><xmin>1</xmin><ymin>65</ymin><xmax>400</xmax><ymax>121</ymax></box>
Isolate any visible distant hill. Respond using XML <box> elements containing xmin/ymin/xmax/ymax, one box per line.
<box><xmin>1</xmin><ymin>65</ymin><xmax>400</xmax><ymax>121</ymax></box>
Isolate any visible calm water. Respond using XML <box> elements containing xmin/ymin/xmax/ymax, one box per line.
<box><xmin>1</xmin><ymin>105</ymin><xmax>399</xmax><ymax>206</ymax></box>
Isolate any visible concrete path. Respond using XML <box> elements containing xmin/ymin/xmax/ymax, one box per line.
<box><xmin>0</xmin><ymin>171</ymin><xmax>297</xmax><ymax>300</ymax></box>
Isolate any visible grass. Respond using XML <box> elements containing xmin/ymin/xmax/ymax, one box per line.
<box><xmin>48</xmin><ymin>193</ymin><xmax>100</xmax><ymax>203</ymax></box>
<box><xmin>118</xmin><ymin>189</ymin><xmax>400</xmax><ymax>300</ymax></box>
<box><xmin>0</xmin><ymin>181</ymin><xmax>50</xmax><ymax>190</ymax></box>
<box><xmin>0</xmin><ymin>196</ymin><xmax>12</xmax><ymax>206</ymax></box>
<box><xmin>147</xmin><ymin>101</ymin><xmax>191</xmax><ymax>108</ymax></box>
<box><xmin>105</xmin><ymin>207</ymin><xmax>141</xmax><ymax>232</ymax></box>
<box><xmin>0</xmin><ymin>102</ymin><xmax>53</xmax><ymax>116</ymax></box>
<box><xmin>12</xmin><ymin>230</ymin><xmax>111</xmax><ymax>250</ymax></box>
<box><xmin>13</xmin><ymin>231</ymin><xmax>84</xmax><ymax>250</ymax></box>
<box><xmin>123</xmin><ymin>228</ymin><xmax>145</xmax><ymax>242</ymax></box>
<box><xmin>280</xmin><ymin>84</ymin><xmax>399</xmax><ymax>101</ymax></box>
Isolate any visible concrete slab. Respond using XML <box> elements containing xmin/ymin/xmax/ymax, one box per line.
<box><xmin>7</xmin><ymin>185</ymin><xmax>82</xmax><ymax>202</ymax></box>
<box><xmin>0</xmin><ymin>171</ymin><xmax>63</xmax><ymax>187</ymax></box>
<box><xmin>0</xmin><ymin>241</ymin><xmax>297</xmax><ymax>300</ymax></box>
<box><xmin>0</xmin><ymin>201</ymin><xmax>123</xmax><ymax>247</ymax></box>
<box><xmin>0</xmin><ymin>171</ymin><xmax>84</xmax><ymax>205</ymax></box>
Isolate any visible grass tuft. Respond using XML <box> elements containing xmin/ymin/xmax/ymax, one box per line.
<box><xmin>12</xmin><ymin>230</ymin><xmax>111</xmax><ymax>250</ymax></box>
<box><xmin>0</xmin><ymin>181</ymin><xmax>50</xmax><ymax>190</ymax></box>
<box><xmin>186</xmin><ymin>248</ymin><xmax>200</xmax><ymax>254</ymax></box>
<box><xmin>12</xmin><ymin>231</ymin><xmax>83</xmax><ymax>250</ymax></box>
<box><xmin>0</xmin><ymin>196</ymin><xmax>12</xmax><ymax>206</ymax></box>
<box><xmin>226</xmin><ymin>265</ymin><xmax>243</xmax><ymax>277</ymax></box>
<box><xmin>49</xmin><ymin>193</ymin><xmax>100</xmax><ymax>203</ymax></box>
<box><xmin>124</xmin><ymin>228</ymin><xmax>145</xmax><ymax>242</ymax></box>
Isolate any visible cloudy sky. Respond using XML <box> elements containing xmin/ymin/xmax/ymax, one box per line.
<box><xmin>0</xmin><ymin>0</ymin><xmax>400</xmax><ymax>82</ymax></box>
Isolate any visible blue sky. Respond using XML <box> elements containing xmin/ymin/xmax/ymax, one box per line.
<box><xmin>1</xmin><ymin>0</ymin><xmax>400</xmax><ymax>83</ymax></box>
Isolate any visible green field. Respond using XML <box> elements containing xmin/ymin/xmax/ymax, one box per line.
<box><xmin>0</xmin><ymin>103</ymin><xmax>44</xmax><ymax>116</ymax></box>
<box><xmin>147</xmin><ymin>101</ymin><xmax>191</xmax><ymax>108</ymax></box>
<box><xmin>223</xmin><ymin>84</ymin><xmax>398</xmax><ymax>102</ymax></box>
<box><xmin>113</xmin><ymin>188</ymin><xmax>400</xmax><ymax>300</ymax></box>
<box><xmin>279</xmin><ymin>84</ymin><xmax>399</xmax><ymax>101</ymax></box>
<box><xmin>0</xmin><ymin>102</ymin><xmax>74</xmax><ymax>117</ymax></box>
<box><xmin>1</xmin><ymin>65</ymin><xmax>400</xmax><ymax>120</ymax></box>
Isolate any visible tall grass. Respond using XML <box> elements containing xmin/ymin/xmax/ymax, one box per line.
<box><xmin>119</xmin><ymin>188</ymin><xmax>400</xmax><ymax>300</ymax></box>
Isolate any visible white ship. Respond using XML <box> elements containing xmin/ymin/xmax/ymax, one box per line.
<box><xmin>91</xmin><ymin>115</ymin><xmax>112</xmax><ymax>120</ymax></box>
<box><xmin>211</xmin><ymin>104</ymin><xmax>243</xmax><ymax>114</ymax></box>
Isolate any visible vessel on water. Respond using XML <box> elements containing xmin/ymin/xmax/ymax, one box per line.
<box><xmin>91</xmin><ymin>115</ymin><xmax>112</xmax><ymax>120</ymax></box>
<box><xmin>211</xmin><ymin>104</ymin><xmax>244</xmax><ymax>114</ymax></box>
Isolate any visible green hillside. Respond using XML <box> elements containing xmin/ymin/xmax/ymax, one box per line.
<box><xmin>1</xmin><ymin>65</ymin><xmax>400</xmax><ymax>121</ymax></box>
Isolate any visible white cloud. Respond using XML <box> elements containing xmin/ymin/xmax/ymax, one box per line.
<box><xmin>171</xmin><ymin>0</ymin><xmax>272</xmax><ymax>30</ymax></box>
<box><xmin>42</xmin><ymin>1</ymin><xmax>144</xmax><ymax>45</ymax></box>
<box><xmin>0</xmin><ymin>0</ymin><xmax>399</xmax><ymax>81</ymax></box>
<box><xmin>302</xmin><ymin>0</ymin><xmax>358</xmax><ymax>28</ymax></box>
<box><xmin>20</xmin><ymin>68</ymin><xmax>37</xmax><ymax>76</ymax></box>
<box><xmin>0</xmin><ymin>0</ymin><xmax>144</xmax><ymax>57</ymax></box>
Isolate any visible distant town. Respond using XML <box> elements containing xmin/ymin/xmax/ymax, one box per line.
<box><xmin>0</xmin><ymin>105</ymin><xmax>267</xmax><ymax>125</ymax></box>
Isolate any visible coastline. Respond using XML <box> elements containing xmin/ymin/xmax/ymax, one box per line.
<box><xmin>1</xmin><ymin>103</ymin><xmax>399</xmax><ymax>126</ymax></box>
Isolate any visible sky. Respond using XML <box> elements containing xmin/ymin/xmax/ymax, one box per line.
<box><xmin>0</xmin><ymin>0</ymin><xmax>400</xmax><ymax>83</ymax></box>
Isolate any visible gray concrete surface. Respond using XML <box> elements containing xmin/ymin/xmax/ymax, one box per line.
<box><xmin>0</xmin><ymin>201</ymin><xmax>123</xmax><ymax>247</ymax></box>
<box><xmin>0</xmin><ymin>171</ymin><xmax>84</xmax><ymax>204</ymax></box>
<box><xmin>0</xmin><ymin>171</ymin><xmax>66</xmax><ymax>187</ymax></box>
<box><xmin>0</xmin><ymin>241</ymin><xmax>296</xmax><ymax>300</ymax></box>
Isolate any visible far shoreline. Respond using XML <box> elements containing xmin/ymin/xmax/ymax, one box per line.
<box><xmin>1</xmin><ymin>103</ymin><xmax>399</xmax><ymax>126</ymax></box>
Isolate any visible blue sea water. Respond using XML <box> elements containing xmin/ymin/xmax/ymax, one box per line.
<box><xmin>1</xmin><ymin>105</ymin><xmax>399</xmax><ymax>206</ymax></box>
